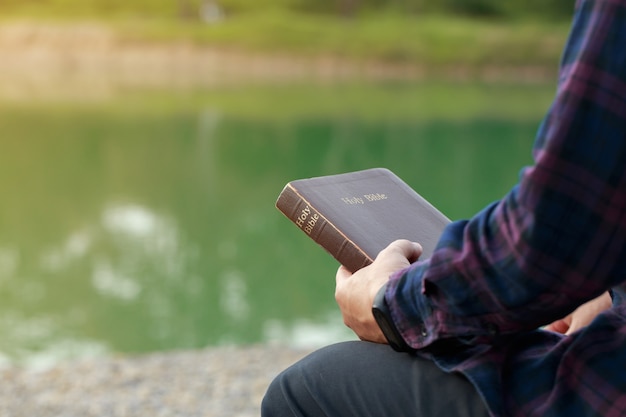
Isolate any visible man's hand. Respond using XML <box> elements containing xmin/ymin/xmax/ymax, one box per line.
<box><xmin>335</xmin><ymin>239</ymin><xmax>422</xmax><ymax>343</ymax></box>
<box><xmin>545</xmin><ymin>291</ymin><xmax>612</xmax><ymax>335</ymax></box>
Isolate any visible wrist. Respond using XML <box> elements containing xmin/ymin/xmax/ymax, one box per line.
<box><xmin>372</xmin><ymin>282</ymin><xmax>415</xmax><ymax>353</ymax></box>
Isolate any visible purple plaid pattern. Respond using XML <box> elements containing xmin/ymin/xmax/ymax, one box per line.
<box><xmin>386</xmin><ymin>1</ymin><xmax>626</xmax><ymax>415</ymax></box>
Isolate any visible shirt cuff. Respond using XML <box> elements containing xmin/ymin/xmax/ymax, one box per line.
<box><xmin>385</xmin><ymin>261</ymin><xmax>502</xmax><ymax>350</ymax></box>
<box><xmin>385</xmin><ymin>261</ymin><xmax>438</xmax><ymax>349</ymax></box>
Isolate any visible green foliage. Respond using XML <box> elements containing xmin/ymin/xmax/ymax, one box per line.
<box><xmin>111</xmin><ymin>11</ymin><xmax>568</xmax><ymax>70</ymax></box>
<box><xmin>291</xmin><ymin>0</ymin><xmax>574</xmax><ymax>18</ymax></box>
<box><xmin>1</xmin><ymin>0</ymin><xmax>178</xmax><ymax>18</ymax></box>
<box><xmin>216</xmin><ymin>0</ymin><xmax>299</xmax><ymax>14</ymax></box>
<box><xmin>0</xmin><ymin>0</ymin><xmax>574</xmax><ymax>19</ymax></box>
<box><xmin>0</xmin><ymin>0</ymin><xmax>571</xmax><ymax>72</ymax></box>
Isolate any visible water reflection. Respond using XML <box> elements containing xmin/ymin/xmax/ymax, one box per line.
<box><xmin>92</xmin><ymin>260</ymin><xmax>142</xmax><ymax>301</ymax></box>
<box><xmin>0</xmin><ymin>311</ymin><xmax>110</xmax><ymax>369</ymax></box>
<box><xmin>40</xmin><ymin>230</ymin><xmax>91</xmax><ymax>273</ymax></box>
<box><xmin>0</xmin><ymin>84</ymin><xmax>551</xmax><ymax>366</ymax></box>
<box><xmin>219</xmin><ymin>270</ymin><xmax>249</xmax><ymax>322</ymax></box>
<box><xmin>263</xmin><ymin>314</ymin><xmax>354</xmax><ymax>349</ymax></box>
<box><xmin>0</xmin><ymin>246</ymin><xmax>19</xmax><ymax>281</ymax></box>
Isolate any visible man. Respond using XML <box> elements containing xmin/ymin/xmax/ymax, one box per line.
<box><xmin>262</xmin><ymin>0</ymin><xmax>626</xmax><ymax>415</ymax></box>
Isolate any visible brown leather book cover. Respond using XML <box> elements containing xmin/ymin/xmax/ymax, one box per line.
<box><xmin>276</xmin><ymin>168</ymin><xmax>450</xmax><ymax>272</ymax></box>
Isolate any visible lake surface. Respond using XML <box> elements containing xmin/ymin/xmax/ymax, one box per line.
<box><xmin>0</xmin><ymin>81</ymin><xmax>554</xmax><ymax>367</ymax></box>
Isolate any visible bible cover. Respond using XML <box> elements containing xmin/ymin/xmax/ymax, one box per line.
<box><xmin>276</xmin><ymin>168</ymin><xmax>450</xmax><ymax>272</ymax></box>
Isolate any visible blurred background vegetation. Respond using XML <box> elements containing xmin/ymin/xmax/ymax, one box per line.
<box><xmin>0</xmin><ymin>0</ymin><xmax>574</xmax><ymax>19</ymax></box>
<box><xmin>0</xmin><ymin>0</ymin><xmax>572</xmax><ymax>71</ymax></box>
<box><xmin>0</xmin><ymin>1</ymin><xmax>573</xmax><ymax>365</ymax></box>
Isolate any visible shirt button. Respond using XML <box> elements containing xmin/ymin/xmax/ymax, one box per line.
<box><xmin>420</xmin><ymin>327</ymin><xmax>428</xmax><ymax>337</ymax></box>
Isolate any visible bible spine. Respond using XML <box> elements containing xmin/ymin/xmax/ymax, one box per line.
<box><xmin>276</xmin><ymin>184</ymin><xmax>372</xmax><ymax>272</ymax></box>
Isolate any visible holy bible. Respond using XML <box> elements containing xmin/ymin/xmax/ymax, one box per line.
<box><xmin>276</xmin><ymin>168</ymin><xmax>450</xmax><ymax>272</ymax></box>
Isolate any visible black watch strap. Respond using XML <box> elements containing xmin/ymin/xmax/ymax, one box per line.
<box><xmin>372</xmin><ymin>283</ymin><xmax>415</xmax><ymax>353</ymax></box>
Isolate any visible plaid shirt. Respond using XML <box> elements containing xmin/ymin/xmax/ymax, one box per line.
<box><xmin>386</xmin><ymin>1</ymin><xmax>626</xmax><ymax>415</ymax></box>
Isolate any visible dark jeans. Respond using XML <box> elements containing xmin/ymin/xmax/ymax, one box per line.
<box><xmin>262</xmin><ymin>341</ymin><xmax>490</xmax><ymax>417</ymax></box>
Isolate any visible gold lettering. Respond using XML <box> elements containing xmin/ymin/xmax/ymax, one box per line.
<box><xmin>363</xmin><ymin>193</ymin><xmax>388</xmax><ymax>202</ymax></box>
<box><xmin>341</xmin><ymin>197</ymin><xmax>364</xmax><ymax>205</ymax></box>
<box><xmin>295</xmin><ymin>205</ymin><xmax>311</xmax><ymax>227</ymax></box>
<box><xmin>304</xmin><ymin>213</ymin><xmax>319</xmax><ymax>235</ymax></box>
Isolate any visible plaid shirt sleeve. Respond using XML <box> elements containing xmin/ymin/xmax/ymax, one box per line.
<box><xmin>385</xmin><ymin>1</ymin><xmax>626</xmax><ymax>415</ymax></box>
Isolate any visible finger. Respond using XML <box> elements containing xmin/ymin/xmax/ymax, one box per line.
<box><xmin>378</xmin><ymin>239</ymin><xmax>423</xmax><ymax>262</ymax></box>
<box><xmin>545</xmin><ymin>321</ymin><xmax>567</xmax><ymax>334</ymax></box>
<box><xmin>545</xmin><ymin>316</ymin><xmax>571</xmax><ymax>334</ymax></box>
<box><xmin>335</xmin><ymin>265</ymin><xmax>353</xmax><ymax>283</ymax></box>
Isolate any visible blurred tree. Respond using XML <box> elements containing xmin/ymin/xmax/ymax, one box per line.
<box><xmin>294</xmin><ymin>0</ymin><xmax>379</xmax><ymax>17</ymax></box>
<box><xmin>434</xmin><ymin>0</ymin><xmax>573</xmax><ymax>17</ymax></box>
<box><xmin>339</xmin><ymin>0</ymin><xmax>359</xmax><ymax>17</ymax></box>
<box><xmin>523</xmin><ymin>0</ymin><xmax>574</xmax><ymax>19</ymax></box>
<box><xmin>178</xmin><ymin>0</ymin><xmax>196</xmax><ymax>20</ymax></box>
<box><xmin>439</xmin><ymin>0</ymin><xmax>502</xmax><ymax>16</ymax></box>
<box><xmin>292</xmin><ymin>0</ymin><xmax>572</xmax><ymax>18</ymax></box>
<box><xmin>0</xmin><ymin>0</ymin><xmax>573</xmax><ymax>19</ymax></box>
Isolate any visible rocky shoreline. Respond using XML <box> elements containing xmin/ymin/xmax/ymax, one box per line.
<box><xmin>0</xmin><ymin>345</ymin><xmax>313</xmax><ymax>417</ymax></box>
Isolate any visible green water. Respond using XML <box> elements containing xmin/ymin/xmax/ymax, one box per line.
<box><xmin>0</xmin><ymin>82</ymin><xmax>553</xmax><ymax>367</ymax></box>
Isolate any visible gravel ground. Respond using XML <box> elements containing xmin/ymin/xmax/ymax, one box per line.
<box><xmin>0</xmin><ymin>345</ymin><xmax>313</xmax><ymax>417</ymax></box>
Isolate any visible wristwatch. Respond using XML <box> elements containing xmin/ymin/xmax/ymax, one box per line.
<box><xmin>372</xmin><ymin>282</ymin><xmax>415</xmax><ymax>353</ymax></box>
